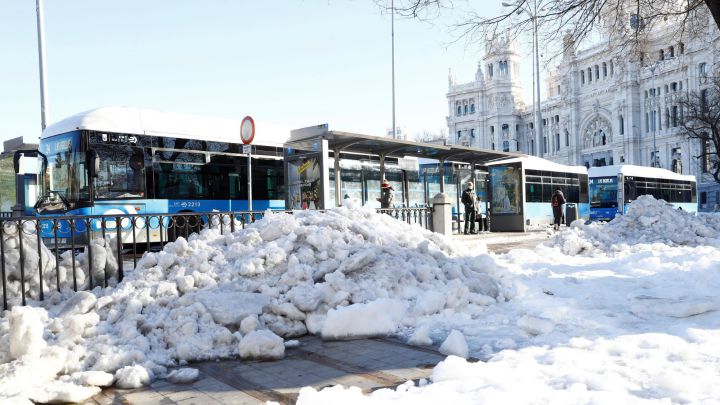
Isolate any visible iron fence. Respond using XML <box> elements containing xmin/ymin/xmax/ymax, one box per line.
<box><xmin>0</xmin><ymin>207</ymin><xmax>432</xmax><ymax>310</ymax></box>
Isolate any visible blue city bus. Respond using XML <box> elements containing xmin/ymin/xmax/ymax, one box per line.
<box><xmin>35</xmin><ymin>107</ymin><xmax>287</xmax><ymax>243</ymax></box>
<box><xmin>486</xmin><ymin>156</ymin><xmax>589</xmax><ymax>231</ymax></box>
<box><xmin>588</xmin><ymin>165</ymin><xmax>697</xmax><ymax>221</ymax></box>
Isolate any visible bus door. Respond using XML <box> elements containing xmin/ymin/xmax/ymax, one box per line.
<box><xmin>617</xmin><ymin>174</ymin><xmax>624</xmax><ymax>214</ymax></box>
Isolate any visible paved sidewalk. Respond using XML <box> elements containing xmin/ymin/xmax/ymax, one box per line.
<box><xmin>85</xmin><ymin>337</ymin><xmax>446</xmax><ymax>405</ymax></box>
<box><xmin>452</xmin><ymin>229</ymin><xmax>552</xmax><ymax>254</ymax></box>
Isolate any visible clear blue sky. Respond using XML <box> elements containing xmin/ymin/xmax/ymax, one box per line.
<box><xmin>1</xmin><ymin>0</ymin><xmax>535</xmax><ymax>146</ymax></box>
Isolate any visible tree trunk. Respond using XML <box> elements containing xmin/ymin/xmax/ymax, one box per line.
<box><xmin>705</xmin><ymin>0</ymin><xmax>720</xmax><ymax>30</ymax></box>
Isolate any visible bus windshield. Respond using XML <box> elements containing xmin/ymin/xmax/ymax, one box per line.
<box><xmin>589</xmin><ymin>176</ymin><xmax>617</xmax><ymax>208</ymax></box>
<box><xmin>37</xmin><ymin>131</ymin><xmax>89</xmax><ymax>213</ymax></box>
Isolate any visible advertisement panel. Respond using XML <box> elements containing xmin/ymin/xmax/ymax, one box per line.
<box><xmin>287</xmin><ymin>155</ymin><xmax>322</xmax><ymax>210</ymax></box>
<box><xmin>284</xmin><ymin>137</ymin><xmax>328</xmax><ymax>210</ymax></box>
<box><xmin>489</xmin><ymin>164</ymin><xmax>522</xmax><ymax>215</ymax></box>
<box><xmin>0</xmin><ymin>156</ymin><xmax>15</xmax><ymax>212</ymax></box>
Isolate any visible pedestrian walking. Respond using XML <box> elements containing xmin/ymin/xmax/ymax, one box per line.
<box><xmin>551</xmin><ymin>188</ymin><xmax>566</xmax><ymax>231</ymax></box>
<box><xmin>378</xmin><ymin>179</ymin><xmax>395</xmax><ymax>209</ymax></box>
<box><xmin>461</xmin><ymin>181</ymin><xmax>477</xmax><ymax>234</ymax></box>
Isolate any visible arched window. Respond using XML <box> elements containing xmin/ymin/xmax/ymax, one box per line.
<box><xmin>669</xmin><ymin>46</ymin><xmax>674</xmax><ymax>57</ymax></box>
<box><xmin>588</xmin><ymin>68</ymin><xmax>593</xmax><ymax>82</ymax></box>
<box><xmin>581</xmin><ymin>70</ymin><xmax>585</xmax><ymax>84</ymax></box>
<box><xmin>659</xmin><ymin>49</ymin><xmax>665</xmax><ymax>60</ymax></box>
<box><xmin>543</xmin><ymin>137</ymin><xmax>548</xmax><ymax>153</ymax></box>
<box><xmin>679</xmin><ymin>42</ymin><xmax>685</xmax><ymax>54</ymax></box>
<box><xmin>464</xmin><ymin>104</ymin><xmax>468</xmax><ymax>115</ymax></box>
<box><xmin>502</xmin><ymin>140</ymin><xmax>510</xmax><ymax>152</ymax></box>
<box><xmin>457</xmin><ymin>130</ymin><xmax>461</xmax><ymax>141</ymax></box>
<box><xmin>470</xmin><ymin>100</ymin><xmax>475</xmax><ymax>113</ymax></box>
<box><xmin>565</xmin><ymin>130</ymin><xmax>570</xmax><ymax>146</ymax></box>
<box><xmin>610</xmin><ymin>60</ymin><xmax>614</xmax><ymax>75</ymax></box>
<box><xmin>555</xmin><ymin>133</ymin><xmax>560</xmax><ymax>151</ymax></box>
<box><xmin>470</xmin><ymin>128</ymin><xmax>475</xmax><ymax>138</ymax></box>
<box><xmin>530</xmin><ymin>139</ymin><xmax>535</xmax><ymax>155</ymax></box>
<box><xmin>619</xmin><ymin>115</ymin><xmax>624</xmax><ymax>135</ymax></box>
<box><xmin>456</xmin><ymin>102</ymin><xmax>461</xmax><ymax>116</ymax></box>
<box><xmin>595</xmin><ymin>65</ymin><xmax>599</xmax><ymax>79</ymax></box>
<box><xmin>602</xmin><ymin>62</ymin><xmax>607</xmax><ymax>77</ymax></box>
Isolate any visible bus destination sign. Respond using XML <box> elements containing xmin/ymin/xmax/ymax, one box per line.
<box><xmin>101</xmin><ymin>133</ymin><xmax>138</xmax><ymax>144</ymax></box>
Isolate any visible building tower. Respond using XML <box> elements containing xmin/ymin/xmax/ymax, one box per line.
<box><xmin>482</xmin><ymin>34</ymin><xmax>525</xmax><ymax>153</ymax></box>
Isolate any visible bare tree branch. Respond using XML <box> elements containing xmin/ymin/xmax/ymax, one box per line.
<box><xmin>678</xmin><ymin>76</ymin><xmax>720</xmax><ymax>183</ymax></box>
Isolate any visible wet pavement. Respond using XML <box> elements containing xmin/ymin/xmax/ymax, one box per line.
<box><xmin>85</xmin><ymin>337</ymin><xmax>446</xmax><ymax>405</ymax></box>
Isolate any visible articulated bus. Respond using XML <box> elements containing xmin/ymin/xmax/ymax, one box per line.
<box><xmin>588</xmin><ymin>165</ymin><xmax>697</xmax><ymax>221</ymax></box>
<box><xmin>35</xmin><ymin>107</ymin><xmax>287</xmax><ymax>243</ymax></box>
<box><xmin>486</xmin><ymin>156</ymin><xmax>589</xmax><ymax>231</ymax></box>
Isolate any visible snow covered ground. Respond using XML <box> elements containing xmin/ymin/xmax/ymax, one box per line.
<box><xmin>298</xmin><ymin>196</ymin><xmax>720</xmax><ymax>404</ymax></box>
<box><xmin>1</xmin><ymin>195</ymin><xmax>719</xmax><ymax>404</ymax></box>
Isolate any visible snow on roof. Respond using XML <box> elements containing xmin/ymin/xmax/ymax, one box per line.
<box><xmin>41</xmin><ymin>106</ymin><xmax>290</xmax><ymax>146</ymax></box>
<box><xmin>588</xmin><ymin>165</ymin><xmax>696</xmax><ymax>182</ymax></box>
<box><xmin>486</xmin><ymin>155</ymin><xmax>588</xmax><ymax>174</ymax></box>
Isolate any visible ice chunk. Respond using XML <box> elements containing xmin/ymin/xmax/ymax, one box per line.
<box><xmin>114</xmin><ymin>365</ymin><xmax>152</xmax><ymax>389</ymax></box>
<box><xmin>68</xmin><ymin>371</ymin><xmax>114</xmax><ymax>387</ymax></box>
<box><xmin>407</xmin><ymin>324</ymin><xmax>433</xmax><ymax>346</ymax></box>
<box><xmin>517</xmin><ymin>315</ymin><xmax>554</xmax><ymax>336</ymax></box>
<box><xmin>29</xmin><ymin>381</ymin><xmax>101</xmax><ymax>404</ymax></box>
<box><xmin>239</xmin><ymin>330</ymin><xmax>285</xmax><ymax>360</ymax></box>
<box><xmin>413</xmin><ymin>290</ymin><xmax>446</xmax><ymax>315</ymax></box>
<box><xmin>321</xmin><ymin>299</ymin><xmax>407</xmax><ymax>339</ymax></box>
<box><xmin>439</xmin><ymin>329</ymin><xmax>469</xmax><ymax>358</ymax></box>
<box><xmin>240</xmin><ymin>315</ymin><xmax>259</xmax><ymax>335</ymax></box>
<box><xmin>9</xmin><ymin>306</ymin><xmax>47</xmax><ymax>360</ymax></box>
<box><xmin>57</xmin><ymin>291</ymin><xmax>97</xmax><ymax>317</ymax></box>
<box><xmin>166</xmin><ymin>368</ymin><xmax>200</xmax><ymax>384</ymax></box>
<box><xmin>194</xmin><ymin>291</ymin><xmax>271</xmax><ymax>326</ymax></box>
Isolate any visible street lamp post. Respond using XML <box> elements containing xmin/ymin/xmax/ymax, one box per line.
<box><xmin>36</xmin><ymin>0</ymin><xmax>49</xmax><ymax>130</ymax></box>
<box><xmin>503</xmin><ymin>0</ymin><xmax>543</xmax><ymax>157</ymax></box>
<box><xmin>391</xmin><ymin>0</ymin><xmax>396</xmax><ymax>139</ymax></box>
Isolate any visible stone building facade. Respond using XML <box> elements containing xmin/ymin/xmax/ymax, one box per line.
<box><xmin>447</xmin><ymin>17</ymin><xmax>720</xmax><ymax>211</ymax></box>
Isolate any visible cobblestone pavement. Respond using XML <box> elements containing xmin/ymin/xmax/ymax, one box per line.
<box><xmin>84</xmin><ymin>337</ymin><xmax>446</xmax><ymax>405</ymax></box>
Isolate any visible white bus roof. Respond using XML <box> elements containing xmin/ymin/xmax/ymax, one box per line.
<box><xmin>41</xmin><ymin>106</ymin><xmax>290</xmax><ymax>146</ymax></box>
<box><xmin>588</xmin><ymin>165</ymin><xmax>696</xmax><ymax>182</ymax></box>
<box><xmin>486</xmin><ymin>155</ymin><xmax>588</xmax><ymax>175</ymax></box>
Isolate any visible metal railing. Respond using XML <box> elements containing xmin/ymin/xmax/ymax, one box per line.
<box><xmin>376</xmin><ymin>207</ymin><xmax>433</xmax><ymax>231</ymax></box>
<box><xmin>0</xmin><ymin>212</ymin><xmax>11</xmax><ymax>218</ymax></box>
<box><xmin>0</xmin><ymin>207</ymin><xmax>432</xmax><ymax>309</ymax></box>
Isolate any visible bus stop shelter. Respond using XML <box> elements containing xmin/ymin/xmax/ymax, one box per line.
<box><xmin>285</xmin><ymin>124</ymin><xmax>524</xmax><ymax>210</ymax></box>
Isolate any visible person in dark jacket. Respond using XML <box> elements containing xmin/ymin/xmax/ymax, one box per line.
<box><xmin>551</xmin><ymin>188</ymin><xmax>566</xmax><ymax>231</ymax></box>
<box><xmin>378</xmin><ymin>179</ymin><xmax>395</xmax><ymax>209</ymax></box>
<box><xmin>461</xmin><ymin>181</ymin><xmax>477</xmax><ymax>234</ymax></box>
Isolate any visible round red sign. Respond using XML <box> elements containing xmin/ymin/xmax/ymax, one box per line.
<box><xmin>240</xmin><ymin>116</ymin><xmax>255</xmax><ymax>145</ymax></box>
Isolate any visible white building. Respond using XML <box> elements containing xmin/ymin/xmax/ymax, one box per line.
<box><xmin>447</xmin><ymin>17</ymin><xmax>720</xmax><ymax>211</ymax></box>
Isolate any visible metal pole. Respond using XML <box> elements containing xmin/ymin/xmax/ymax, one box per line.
<box><xmin>36</xmin><ymin>0</ymin><xmax>49</xmax><ymax>130</ymax></box>
<box><xmin>533</xmin><ymin>0</ymin><xmax>543</xmax><ymax>157</ymax></box>
<box><xmin>247</xmin><ymin>150</ymin><xmax>253</xmax><ymax>211</ymax></box>
<box><xmin>391</xmin><ymin>0</ymin><xmax>396</xmax><ymax>139</ymax></box>
<box><xmin>530</xmin><ymin>12</ymin><xmax>536</xmax><ymax>156</ymax></box>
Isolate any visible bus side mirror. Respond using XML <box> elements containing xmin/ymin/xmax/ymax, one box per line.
<box><xmin>88</xmin><ymin>150</ymin><xmax>100</xmax><ymax>178</ymax></box>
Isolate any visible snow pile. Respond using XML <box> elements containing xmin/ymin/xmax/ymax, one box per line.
<box><xmin>0</xmin><ymin>206</ymin><xmax>510</xmax><ymax>403</ymax></box>
<box><xmin>0</xmin><ymin>221</ymin><xmax>121</xmax><ymax>306</ymax></box>
<box><xmin>549</xmin><ymin>195</ymin><xmax>720</xmax><ymax>255</ymax></box>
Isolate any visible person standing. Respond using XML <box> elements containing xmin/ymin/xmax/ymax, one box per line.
<box><xmin>551</xmin><ymin>188</ymin><xmax>566</xmax><ymax>231</ymax></box>
<box><xmin>378</xmin><ymin>179</ymin><xmax>395</xmax><ymax>209</ymax></box>
<box><xmin>461</xmin><ymin>181</ymin><xmax>477</xmax><ymax>234</ymax></box>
